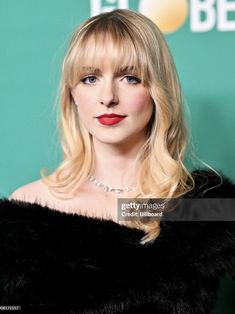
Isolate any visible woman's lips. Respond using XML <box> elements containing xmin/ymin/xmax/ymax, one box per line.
<box><xmin>96</xmin><ymin>114</ymin><xmax>127</xmax><ymax>126</ymax></box>
<box><xmin>98</xmin><ymin>117</ymin><xmax>125</xmax><ymax>125</ymax></box>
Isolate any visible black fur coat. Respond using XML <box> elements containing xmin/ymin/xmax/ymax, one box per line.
<box><xmin>0</xmin><ymin>170</ymin><xmax>235</xmax><ymax>314</ymax></box>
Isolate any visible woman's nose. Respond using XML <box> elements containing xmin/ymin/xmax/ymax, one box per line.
<box><xmin>99</xmin><ymin>80</ymin><xmax>119</xmax><ymax>107</ymax></box>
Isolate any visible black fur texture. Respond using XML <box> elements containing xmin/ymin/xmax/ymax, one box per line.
<box><xmin>0</xmin><ymin>169</ymin><xmax>235</xmax><ymax>313</ymax></box>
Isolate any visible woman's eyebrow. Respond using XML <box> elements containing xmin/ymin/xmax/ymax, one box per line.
<box><xmin>117</xmin><ymin>66</ymin><xmax>135</xmax><ymax>74</ymax></box>
<box><xmin>81</xmin><ymin>67</ymin><xmax>101</xmax><ymax>74</ymax></box>
<box><xmin>81</xmin><ymin>66</ymin><xmax>136</xmax><ymax>74</ymax></box>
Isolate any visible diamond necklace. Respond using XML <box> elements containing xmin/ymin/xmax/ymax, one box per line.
<box><xmin>88</xmin><ymin>175</ymin><xmax>138</xmax><ymax>194</ymax></box>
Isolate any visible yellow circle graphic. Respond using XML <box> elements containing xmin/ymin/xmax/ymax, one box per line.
<box><xmin>139</xmin><ymin>0</ymin><xmax>188</xmax><ymax>33</ymax></box>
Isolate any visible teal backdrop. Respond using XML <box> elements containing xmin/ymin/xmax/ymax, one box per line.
<box><xmin>0</xmin><ymin>1</ymin><xmax>234</xmax><ymax>313</ymax></box>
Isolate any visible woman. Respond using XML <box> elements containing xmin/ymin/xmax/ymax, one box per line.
<box><xmin>1</xmin><ymin>9</ymin><xmax>235</xmax><ymax>313</ymax></box>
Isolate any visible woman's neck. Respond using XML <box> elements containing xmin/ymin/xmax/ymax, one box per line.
<box><xmin>91</xmin><ymin>135</ymin><xmax>147</xmax><ymax>188</ymax></box>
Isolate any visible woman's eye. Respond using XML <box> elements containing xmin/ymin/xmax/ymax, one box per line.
<box><xmin>123</xmin><ymin>75</ymin><xmax>141</xmax><ymax>84</ymax></box>
<box><xmin>81</xmin><ymin>76</ymin><xmax>97</xmax><ymax>84</ymax></box>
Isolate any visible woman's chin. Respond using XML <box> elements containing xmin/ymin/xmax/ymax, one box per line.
<box><xmin>93</xmin><ymin>137</ymin><xmax>129</xmax><ymax>145</ymax></box>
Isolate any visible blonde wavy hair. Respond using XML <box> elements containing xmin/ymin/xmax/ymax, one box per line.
<box><xmin>41</xmin><ymin>9</ymin><xmax>208</xmax><ymax>244</ymax></box>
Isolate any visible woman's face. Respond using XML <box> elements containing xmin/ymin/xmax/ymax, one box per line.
<box><xmin>71</xmin><ymin>56</ymin><xmax>154</xmax><ymax>146</ymax></box>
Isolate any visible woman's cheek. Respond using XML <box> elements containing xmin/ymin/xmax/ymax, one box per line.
<box><xmin>127</xmin><ymin>91</ymin><xmax>152</xmax><ymax>113</ymax></box>
<box><xmin>76</xmin><ymin>96</ymin><xmax>96</xmax><ymax>117</ymax></box>
<box><xmin>130</xmin><ymin>100</ymin><xmax>153</xmax><ymax>117</ymax></box>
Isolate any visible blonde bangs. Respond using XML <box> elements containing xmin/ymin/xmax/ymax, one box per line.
<box><xmin>64</xmin><ymin>23</ymin><xmax>150</xmax><ymax>87</ymax></box>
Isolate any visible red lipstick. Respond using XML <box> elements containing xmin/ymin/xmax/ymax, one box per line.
<box><xmin>96</xmin><ymin>113</ymin><xmax>127</xmax><ymax>126</ymax></box>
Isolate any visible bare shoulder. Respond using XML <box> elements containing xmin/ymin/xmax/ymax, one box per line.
<box><xmin>8</xmin><ymin>174</ymin><xmax>84</xmax><ymax>213</ymax></box>
<box><xmin>9</xmin><ymin>178</ymin><xmax>50</xmax><ymax>203</ymax></box>
<box><xmin>8</xmin><ymin>176</ymin><xmax>119</xmax><ymax>221</ymax></box>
